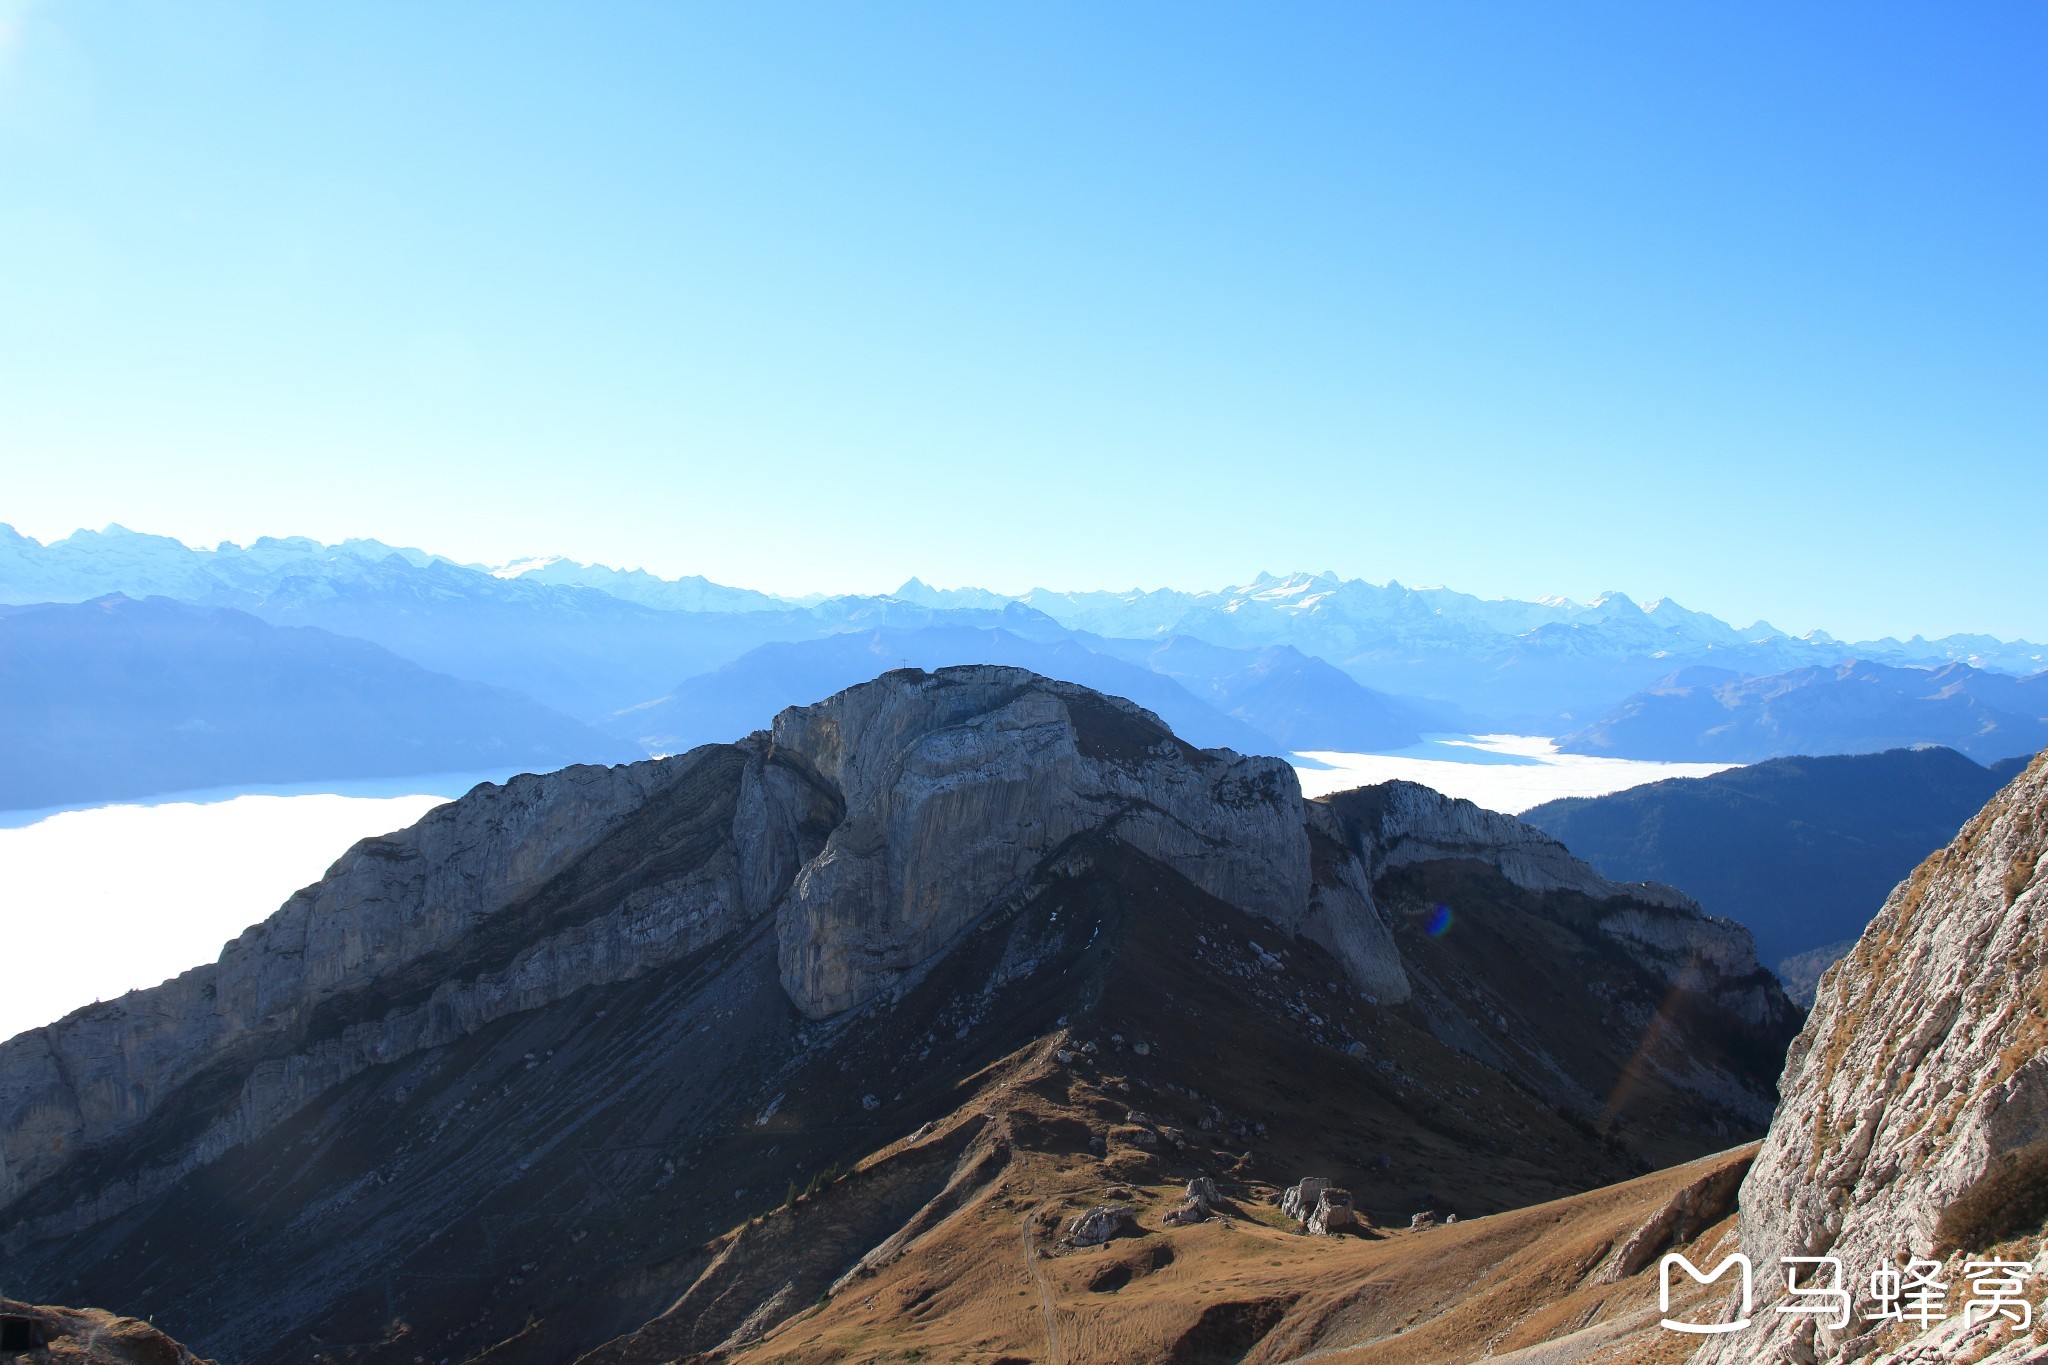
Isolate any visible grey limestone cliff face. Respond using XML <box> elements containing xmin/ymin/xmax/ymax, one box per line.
<box><xmin>0</xmin><ymin>664</ymin><xmax>1787</xmax><ymax>1270</ymax></box>
<box><xmin>1694</xmin><ymin>751</ymin><xmax>2048</xmax><ymax>1365</ymax></box>
<box><xmin>0</xmin><ymin>667</ymin><xmax>1400</xmax><ymax>1232</ymax></box>
<box><xmin>770</xmin><ymin>670</ymin><xmax>1317</xmax><ymax>1017</ymax></box>
<box><xmin>1322</xmin><ymin>779</ymin><xmax>1788</xmax><ymax>1029</ymax></box>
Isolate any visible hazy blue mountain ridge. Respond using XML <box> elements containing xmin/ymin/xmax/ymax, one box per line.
<box><xmin>1079</xmin><ymin>633</ymin><xmax>1436</xmax><ymax>749</ymax></box>
<box><xmin>604</xmin><ymin>625</ymin><xmax>1280</xmax><ymax>756</ymax></box>
<box><xmin>1557</xmin><ymin>659</ymin><xmax>2048</xmax><ymax>763</ymax></box>
<box><xmin>906</xmin><ymin>568</ymin><xmax>2047</xmax><ymax>725</ymax></box>
<box><xmin>0</xmin><ymin>595</ymin><xmax>638</xmax><ymax>811</ymax></box>
<box><xmin>1523</xmin><ymin>746</ymin><xmax>2023</xmax><ymax>979</ymax></box>
<box><xmin>8</xmin><ymin>525</ymin><xmax>2044</xmax><ymax>744</ymax></box>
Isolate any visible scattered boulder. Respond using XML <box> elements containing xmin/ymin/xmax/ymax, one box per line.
<box><xmin>1409</xmin><ymin>1210</ymin><xmax>1436</xmax><ymax>1229</ymax></box>
<box><xmin>1306</xmin><ymin>1188</ymin><xmax>1360</xmax><ymax>1235</ymax></box>
<box><xmin>1279</xmin><ymin>1176</ymin><xmax>1331</xmax><ymax>1223</ymax></box>
<box><xmin>1068</xmin><ymin>1204</ymin><xmax>1139</xmax><ymax>1246</ymax></box>
<box><xmin>1165</xmin><ymin>1176</ymin><xmax>1224</xmax><ymax>1226</ymax></box>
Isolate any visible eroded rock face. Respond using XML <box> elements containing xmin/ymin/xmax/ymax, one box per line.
<box><xmin>0</xmin><ymin>666</ymin><xmax>1809</xmax><ymax>1363</ymax></box>
<box><xmin>771</xmin><ymin>669</ymin><xmax>1313</xmax><ymax>1017</ymax></box>
<box><xmin>1306</xmin><ymin>1188</ymin><xmax>1360</xmax><ymax>1235</ymax></box>
<box><xmin>1280</xmin><ymin>1176</ymin><xmax>1332</xmax><ymax>1223</ymax></box>
<box><xmin>0</xmin><ymin>668</ymin><xmax>1377</xmax><ymax>1228</ymax></box>
<box><xmin>1695</xmin><ymin>752</ymin><xmax>2048</xmax><ymax>1364</ymax></box>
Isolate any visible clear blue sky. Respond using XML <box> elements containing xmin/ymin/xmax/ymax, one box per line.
<box><xmin>1</xmin><ymin>2</ymin><xmax>2042</xmax><ymax>639</ymax></box>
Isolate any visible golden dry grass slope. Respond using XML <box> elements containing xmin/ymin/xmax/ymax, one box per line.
<box><xmin>585</xmin><ymin>1029</ymin><xmax>1757</xmax><ymax>1365</ymax></box>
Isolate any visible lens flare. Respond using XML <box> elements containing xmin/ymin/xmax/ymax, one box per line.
<box><xmin>1426</xmin><ymin>904</ymin><xmax>1453</xmax><ymax>936</ymax></box>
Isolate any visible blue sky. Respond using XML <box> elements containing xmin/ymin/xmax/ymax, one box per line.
<box><xmin>1</xmin><ymin>2</ymin><xmax>2042</xmax><ymax>639</ymax></box>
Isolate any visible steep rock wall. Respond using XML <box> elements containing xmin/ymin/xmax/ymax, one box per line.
<box><xmin>771</xmin><ymin>668</ymin><xmax>1314</xmax><ymax>1016</ymax></box>
<box><xmin>1695</xmin><ymin>751</ymin><xmax>2048</xmax><ymax>1364</ymax></box>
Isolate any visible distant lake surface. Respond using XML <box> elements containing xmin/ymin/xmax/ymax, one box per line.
<box><xmin>0</xmin><ymin>739</ymin><xmax>1733</xmax><ymax>1043</ymax></box>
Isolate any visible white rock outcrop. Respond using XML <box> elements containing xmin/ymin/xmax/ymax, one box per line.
<box><xmin>1280</xmin><ymin>1176</ymin><xmax>1332</xmax><ymax>1223</ymax></box>
<box><xmin>1068</xmin><ymin>1204</ymin><xmax>1138</xmax><ymax>1246</ymax></box>
<box><xmin>1306</xmin><ymin>1188</ymin><xmax>1360</xmax><ymax>1235</ymax></box>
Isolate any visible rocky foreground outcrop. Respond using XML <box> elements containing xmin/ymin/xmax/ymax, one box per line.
<box><xmin>0</xmin><ymin>667</ymin><xmax>1797</xmax><ymax>1362</ymax></box>
<box><xmin>1693</xmin><ymin>751</ymin><xmax>2048</xmax><ymax>1364</ymax></box>
<box><xmin>0</xmin><ymin>1297</ymin><xmax>213</xmax><ymax>1363</ymax></box>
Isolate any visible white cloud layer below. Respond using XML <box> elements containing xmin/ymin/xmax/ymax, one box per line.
<box><xmin>1291</xmin><ymin>733</ymin><xmax>1734</xmax><ymax>812</ymax></box>
<box><xmin>0</xmin><ymin>789</ymin><xmax>462</xmax><ymax>1044</ymax></box>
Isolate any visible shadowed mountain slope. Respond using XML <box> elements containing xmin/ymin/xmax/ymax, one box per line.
<box><xmin>0</xmin><ymin>668</ymin><xmax>1796</xmax><ymax>1363</ymax></box>
<box><xmin>1523</xmin><ymin>746</ymin><xmax>2017</xmax><ymax>980</ymax></box>
<box><xmin>0</xmin><ymin>595</ymin><xmax>638</xmax><ymax>811</ymax></box>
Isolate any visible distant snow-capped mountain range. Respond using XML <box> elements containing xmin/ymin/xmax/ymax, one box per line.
<box><xmin>3</xmin><ymin>522</ymin><xmax>2042</xmax><ymax>733</ymax></box>
<box><xmin>6</xmin><ymin>523</ymin><xmax>2036</xmax><ymax>666</ymax></box>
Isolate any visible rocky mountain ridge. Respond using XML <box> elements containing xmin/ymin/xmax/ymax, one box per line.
<box><xmin>0</xmin><ymin>667</ymin><xmax>1797</xmax><ymax>1362</ymax></box>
